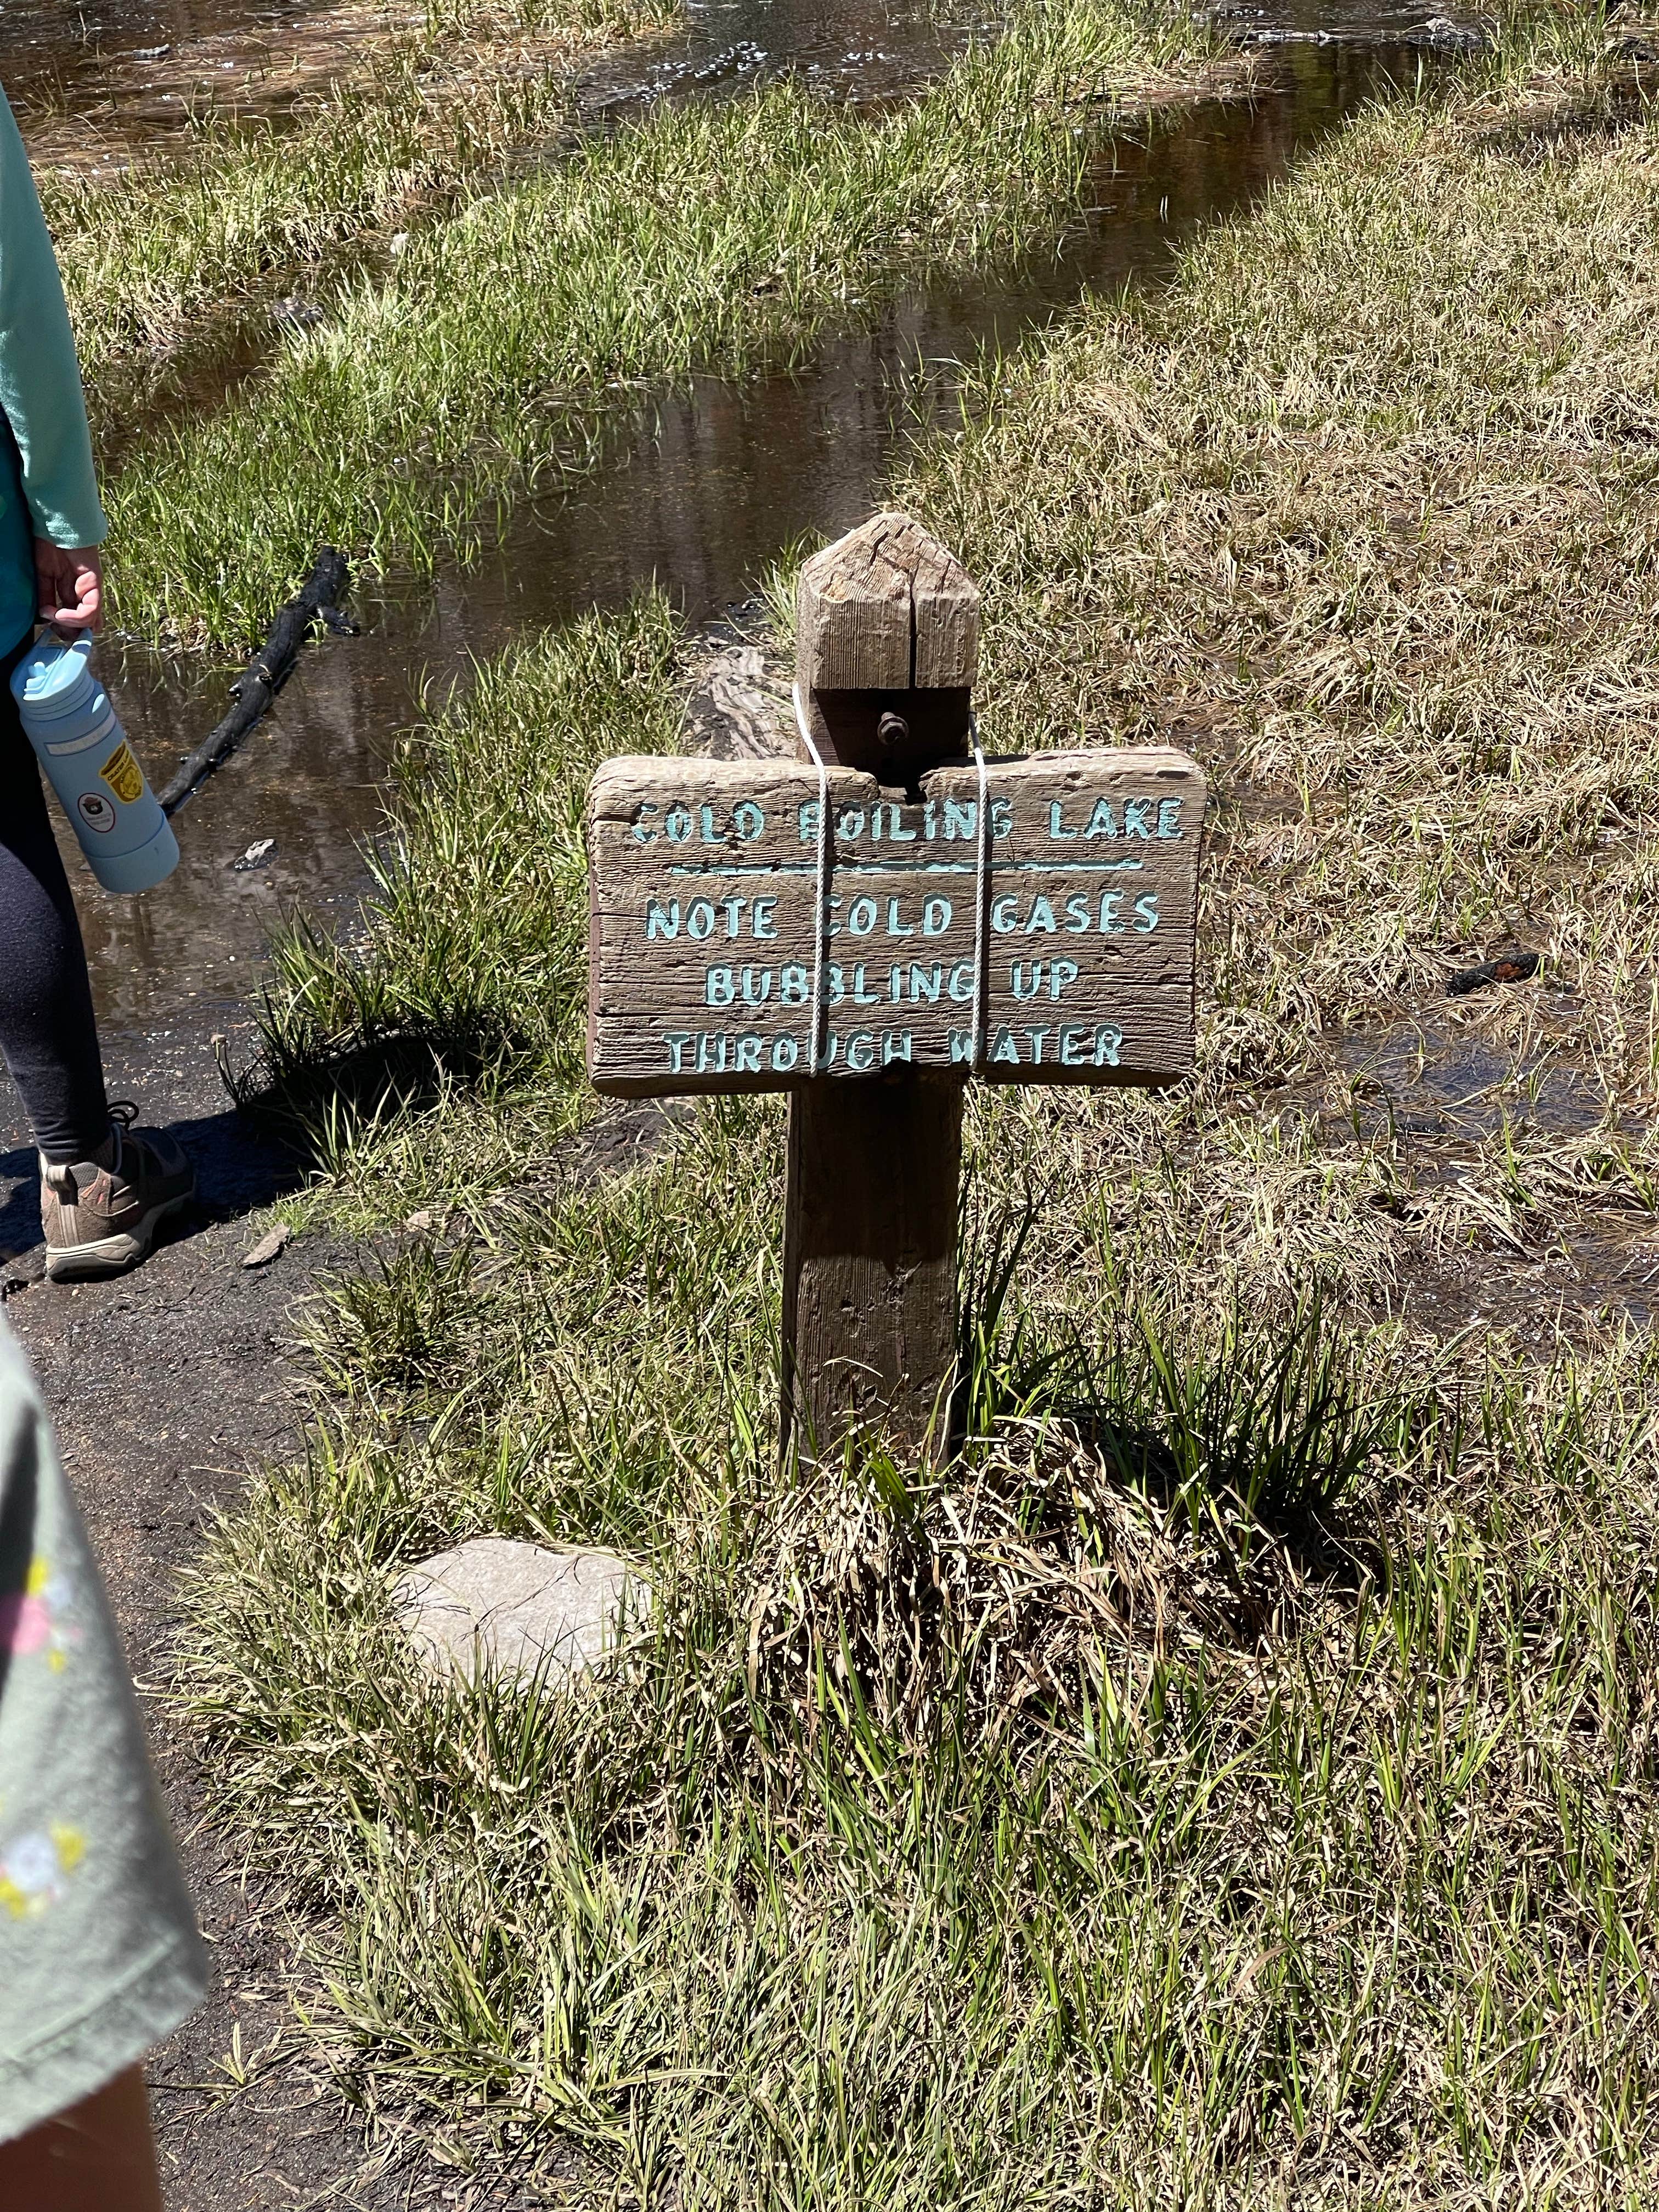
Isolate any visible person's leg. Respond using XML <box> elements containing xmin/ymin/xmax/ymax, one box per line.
<box><xmin>0</xmin><ymin>637</ymin><xmax>194</xmax><ymax>1278</ymax></box>
<box><xmin>0</xmin><ymin>639</ymin><xmax>110</xmax><ymax>1161</ymax></box>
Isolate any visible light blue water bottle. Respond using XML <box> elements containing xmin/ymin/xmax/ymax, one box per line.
<box><xmin>10</xmin><ymin>634</ymin><xmax>178</xmax><ymax>894</ymax></box>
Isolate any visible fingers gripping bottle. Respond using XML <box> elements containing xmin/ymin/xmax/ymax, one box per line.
<box><xmin>10</xmin><ymin>634</ymin><xmax>178</xmax><ymax>893</ymax></box>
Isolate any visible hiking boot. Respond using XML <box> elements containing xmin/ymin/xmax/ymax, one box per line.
<box><xmin>40</xmin><ymin>1104</ymin><xmax>195</xmax><ymax>1282</ymax></box>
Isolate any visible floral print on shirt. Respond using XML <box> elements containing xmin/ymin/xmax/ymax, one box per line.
<box><xmin>0</xmin><ymin>1553</ymin><xmax>87</xmax><ymax>1915</ymax></box>
<box><xmin>0</xmin><ymin>1553</ymin><xmax>81</xmax><ymax>1671</ymax></box>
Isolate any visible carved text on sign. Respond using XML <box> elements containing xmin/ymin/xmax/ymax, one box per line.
<box><xmin>587</xmin><ymin>747</ymin><xmax>1204</xmax><ymax>1095</ymax></box>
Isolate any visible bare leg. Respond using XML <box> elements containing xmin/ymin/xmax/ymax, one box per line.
<box><xmin>0</xmin><ymin>2066</ymin><xmax>165</xmax><ymax>2211</ymax></box>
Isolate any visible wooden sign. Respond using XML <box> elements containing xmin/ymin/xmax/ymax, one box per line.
<box><xmin>583</xmin><ymin>511</ymin><xmax>1207</xmax><ymax>1465</ymax></box>
<box><xmin>586</xmin><ymin>747</ymin><xmax>1204</xmax><ymax>1095</ymax></box>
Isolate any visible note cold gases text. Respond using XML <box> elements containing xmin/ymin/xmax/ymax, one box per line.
<box><xmin>586</xmin><ymin>746</ymin><xmax>1204</xmax><ymax>1094</ymax></box>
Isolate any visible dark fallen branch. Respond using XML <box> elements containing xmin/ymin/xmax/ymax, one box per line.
<box><xmin>159</xmin><ymin>547</ymin><xmax>357</xmax><ymax>817</ymax></box>
<box><xmin>1447</xmin><ymin>950</ymin><xmax>1541</xmax><ymax>997</ymax></box>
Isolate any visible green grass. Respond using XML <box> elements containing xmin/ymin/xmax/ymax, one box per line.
<box><xmin>102</xmin><ymin>0</ymin><xmax>1229</xmax><ymax>645</ymax></box>
<box><xmin>40</xmin><ymin>0</ymin><xmax>675</xmax><ymax>445</ymax></box>
<box><xmin>241</xmin><ymin>597</ymin><xmax>681</xmax><ymax>1169</ymax></box>
<box><xmin>182</xmin><ymin>4</ymin><xmax>1659</xmax><ymax>2202</ymax></box>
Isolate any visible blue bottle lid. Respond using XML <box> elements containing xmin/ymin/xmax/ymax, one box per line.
<box><xmin>10</xmin><ymin>634</ymin><xmax>96</xmax><ymax>720</ymax></box>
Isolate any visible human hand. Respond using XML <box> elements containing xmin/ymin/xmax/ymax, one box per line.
<box><xmin>34</xmin><ymin>541</ymin><xmax>103</xmax><ymax>632</ymax></box>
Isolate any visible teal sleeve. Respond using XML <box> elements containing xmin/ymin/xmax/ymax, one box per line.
<box><xmin>0</xmin><ymin>87</ymin><xmax>106</xmax><ymax>552</ymax></box>
<box><xmin>0</xmin><ymin>1319</ymin><xmax>206</xmax><ymax>2146</ymax></box>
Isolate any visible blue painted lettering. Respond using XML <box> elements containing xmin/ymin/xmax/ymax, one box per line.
<box><xmin>909</xmin><ymin>964</ymin><xmax>943</xmax><ymax>1003</ymax></box>
<box><xmin>847</xmin><ymin>896</ymin><xmax>877</xmax><ymax>936</ymax></box>
<box><xmin>883</xmin><ymin>1032</ymin><xmax>913</xmax><ymax>1064</ymax></box>
<box><xmin>923</xmin><ymin>897</ymin><xmax>952</xmax><ymax>936</ymax></box>
<box><xmin>1086</xmin><ymin>799</ymin><xmax>1118</xmax><ymax>839</ymax></box>
<box><xmin>1060</xmin><ymin>1024</ymin><xmax>1088</xmax><ymax>1066</ymax></box>
<box><xmin>781</xmin><ymin>964</ymin><xmax>809</xmax><ymax>1005</ymax></box>
<box><xmin>1157</xmin><ymin>799</ymin><xmax>1183</xmax><ymax>839</ymax></box>
<box><xmin>1012</xmin><ymin>962</ymin><xmax>1045</xmax><ymax>1002</ymax></box>
<box><xmin>1024</xmin><ymin>897</ymin><xmax>1057</xmax><ymax>934</ymax></box>
<box><xmin>742</xmin><ymin>968</ymin><xmax>772</xmax><ymax>1005</ymax></box>
<box><xmin>1124</xmin><ymin>800</ymin><xmax>1153</xmax><ymax>838</ymax></box>
<box><xmin>1133</xmin><ymin>894</ymin><xmax>1160</xmax><ymax>933</ymax></box>
<box><xmin>665</xmin><ymin>806</ymin><xmax>692</xmax><ymax>843</ymax></box>
<box><xmin>1049</xmin><ymin>958</ymin><xmax>1079</xmax><ymax>1000</ymax></box>
<box><xmin>1095</xmin><ymin>1026</ymin><xmax>1123</xmax><ymax>1065</ymax></box>
<box><xmin>944</xmin><ymin>800</ymin><xmax>976</xmax><ymax>840</ymax></box>
<box><xmin>664</xmin><ymin>1032</ymin><xmax>692</xmax><ymax>1071</ymax></box>
<box><xmin>735</xmin><ymin>1035</ymin><xmax>763</xmax><ymax>1071</ymax></box>
<box><xmin>772</xmin><ymin>1036</ymin><xmax>799</xmax><ymax>1072</ymax></box>
<box><xmin>706</xmin><ymin>969</ymin><xmax>735</xmax><ymax>1007</ymax></box>
<box><xmin>1099</xmin><ymin>892</ymin><xmax>1124</xmax><ymax>934</ymax></box>
<box><xmin>847</xmin><ymin>1031</ymin><xmax>876</xmax><ymax>1072</ymax></box>
<box><xmin>645</xmin><ymin>898</ymin><xmax>679</xmax><ymax>940</ymax></box>
<box><xmin>752</xmin><ymin>898</ymin><xmax>777</xmax><ymax>939</ymax></box>
<box><xmin>1064</xmin><ymin>895</ymin><xmax>1091</xmax><ymax>932</ymax></box>
<box><xmin>687</xmin><ymin>900</ymin><xmax>715</xmax><ymax>941</ymax></box>
<box><xmin>1025</xmin><ymin>1029</ymin><xmax>1048</xmax><ymax>1063</ymax></box>
<box><xmin>699</xmin><ymin>805</ymin><xmax>728</xmax><ymax>845</ymax></box>
<box><xmin>631</xmin><ymin>804</ymin><xmax>658</xmax><ymax>843</ymax></box>
<box><xmin>1048</xmin><ymin>800</ymin><xmax>1077</xmax><ymax>841</ymax></box>
<box><xmin>991</xmin><ymin>799</ymin><xmax>1013</xmax><ymax>838</ymax></box>
<box><xmin>887</xmin><ymin>898</ymin><xmax>913</xmax><ymax>939</ymax></box>
<box><xmin>721</xmin><ymin>896</ymin><xmax>747</xmax><ymax>937</ymax></box>
<box><xmin>733</xmin><ymin>800</ymin><xmax>765</xmax><ymax>842</ymax></box>
<box><xmin>991</xmin><ymin>895</ymin><xmax>1019</xmax><ymax>934</ymax></box>
<box><xmin>949</xmin><ymin>962</ymin><xmax>975</xmax><ymax>1001</ymax></box>
<box><xmin>991</xmin><ymin>1026</ymin><xmax>1020</xmax><ymax>1064</ymax></box>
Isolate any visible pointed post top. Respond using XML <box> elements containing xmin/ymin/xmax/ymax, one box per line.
<box><xmin>796</xmin><ymin>512</ymin><xmax>980</xmax><ymax>696</ymax></box>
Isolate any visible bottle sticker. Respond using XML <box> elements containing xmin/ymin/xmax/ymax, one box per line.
<box><xmin>77</xmin><ymin>791</ymin><xmax>116</xmax><ymax>835</ymax></box>
<box><xmin>99</xmin><ymin>741</ymin><xmax>144</xmax><ymax>806</ymax></box>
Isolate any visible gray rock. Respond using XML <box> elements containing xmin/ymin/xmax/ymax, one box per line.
<box><xmin>241</xmin><ymin>1223</ymin><xmax>290</xmax><ymax>1269</ymax></box>
<box><xmin>392</xmin><ymin>1536</ymin><xmax>647</xmax><ymax>1686</ymax></box>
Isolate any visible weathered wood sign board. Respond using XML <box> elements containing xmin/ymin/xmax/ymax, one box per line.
<box><xmin>587</xmin><ymin>747</ymin><xmax>1205</xmax><ymax>1095</ymax></box>
<box><xmin>583</xmin><ymin>509</ymin><xmax>1207</xmax><ymax>1464</ymax></box>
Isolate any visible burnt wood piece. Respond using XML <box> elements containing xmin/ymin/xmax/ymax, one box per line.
<box><xmin>1447</xmin><ymin>950</ymin><xmax>1541</xmax><ymax>997</ymax></box>
<box><xmin>158</xmin><ymin>547</ymin><xmax>355</xmax><ymax>816</ymax></box>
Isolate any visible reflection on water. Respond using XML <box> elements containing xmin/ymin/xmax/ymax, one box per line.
<box><xmin>5</xmin><ymin>0</ymin><xmax>1464</xmax><ymax>1119</ymax></box>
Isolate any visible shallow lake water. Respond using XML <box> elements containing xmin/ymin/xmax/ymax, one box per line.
<box><xmin>4</xmin><ymin>0</ymin><xmax>1476</xmax><ymax>1127</ymax></box>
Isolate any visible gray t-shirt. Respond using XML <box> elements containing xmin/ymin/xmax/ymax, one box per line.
<box><xmin>0</xmin><ymin>1316</ymin><xmax>206</xmax><ymax>2143</ymax></box>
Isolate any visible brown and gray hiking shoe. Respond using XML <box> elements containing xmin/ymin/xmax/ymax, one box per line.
<box><xmin>40</xmin><ymin>1103</ymin><xmax>195</xmax><ymax>1282</ymax></box>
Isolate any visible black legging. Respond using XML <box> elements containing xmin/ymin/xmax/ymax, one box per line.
<box><xmin>0</xmin><ymin>634</ymin><xmax>110</xmax><ymax>1164</ymax></box>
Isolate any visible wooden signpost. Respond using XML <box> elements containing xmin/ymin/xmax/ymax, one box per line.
<box><xmin>586</xmin><ymin>513</ymin><xmax>1205</xmax><ymax>1463</ymax></box>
